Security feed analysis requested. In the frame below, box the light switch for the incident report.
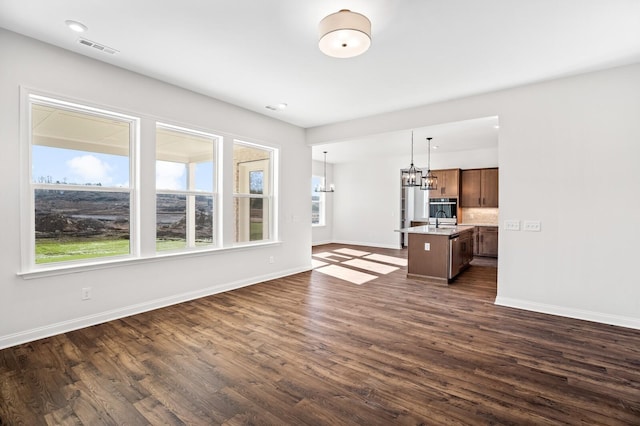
[523,220,541,232]
[504,220,520,231]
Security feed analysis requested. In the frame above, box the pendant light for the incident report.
[421,137,438,191]
[315,151,335,193]
[401,131,422,187]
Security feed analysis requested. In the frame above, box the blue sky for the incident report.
[33,146,214,191]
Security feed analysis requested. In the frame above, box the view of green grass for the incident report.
[156,239,187,251]
[250,222,264,241]
[36,238,217,263]
[36,239,130,264]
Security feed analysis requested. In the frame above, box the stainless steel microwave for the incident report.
[428,198,457,223]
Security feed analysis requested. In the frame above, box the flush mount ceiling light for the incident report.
[65,20,88,33]
[319,9,371,58]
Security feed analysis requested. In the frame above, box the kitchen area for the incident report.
[399,167,499,284]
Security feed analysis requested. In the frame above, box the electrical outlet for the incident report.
[504,220,520,231]
[269,256,275,264]
[81,287,92,300]
[523,220,541,232]
[424,243,430,251]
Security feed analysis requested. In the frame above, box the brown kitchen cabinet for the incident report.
[460,230,474,265]
[460,168,499,207]
[474,226,498,257]
[428,168,460,198]
[406,227,474,284]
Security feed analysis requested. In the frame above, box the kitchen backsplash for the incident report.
[460,208,499,225]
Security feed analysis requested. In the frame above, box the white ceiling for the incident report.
[2,0,639,161]
[314,116,500,164]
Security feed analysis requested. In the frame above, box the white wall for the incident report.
[308,63,640,330]
[311,159,334,245]
[0,29,312,348]
[332,156,406,249]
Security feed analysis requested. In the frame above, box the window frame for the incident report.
[22,91,139,270]
[311,175,326,227]
[232,140,277,245]
[18,89,281,278]
[155,122,220,253]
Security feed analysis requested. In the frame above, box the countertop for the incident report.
[408,219,498,228]
[396,224,475,237]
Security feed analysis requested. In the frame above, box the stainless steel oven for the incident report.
[428,198,458,224]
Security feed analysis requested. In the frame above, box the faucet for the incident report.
[435,210,447,228]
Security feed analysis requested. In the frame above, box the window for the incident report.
[156,124,218,251]
[233,141,274,243]
[22,92,279,274]
[311,175,325,226]
[28,95,136,265]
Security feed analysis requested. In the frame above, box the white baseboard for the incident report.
[331,240,402,250]
[0,266,311,350]
[494,296,640,331]
[312,239,332,246]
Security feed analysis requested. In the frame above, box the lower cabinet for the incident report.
[474,226,498,257]
[449,229,474,279]
[460,231,474,265]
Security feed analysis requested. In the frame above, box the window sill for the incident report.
[312,224,326,228]
[17,240,283,280]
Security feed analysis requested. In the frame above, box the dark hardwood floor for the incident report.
[1,244,639,425]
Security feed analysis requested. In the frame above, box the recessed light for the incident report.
[494,125,500,129]
[65,20,88,33]
[265,103,288,111]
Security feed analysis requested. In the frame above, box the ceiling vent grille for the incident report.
[78,38,119,55]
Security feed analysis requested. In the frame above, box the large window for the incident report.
[233,141,274,243]
[28,95,136,265]
[22,92,278,273]
[311,175,325,226]
[156,124,218,252]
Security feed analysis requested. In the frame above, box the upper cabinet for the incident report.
[460,168,499,207]
[428,168,460,198]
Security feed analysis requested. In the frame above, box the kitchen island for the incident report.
[398,225,475,284]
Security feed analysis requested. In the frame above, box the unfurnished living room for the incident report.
[1,1,640,425]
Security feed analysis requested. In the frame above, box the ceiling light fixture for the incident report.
[319,9,371,58]
[315,151,335,193]
[401,131,422,187]
[65,20,88,33]
[265,102,288,111]
[421,137,438,191]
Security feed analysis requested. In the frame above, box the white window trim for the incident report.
[18,88,281,278]
[155,122,221,253]
[232,139,278,246]
[21,90,139,272]
[312,175,326,227]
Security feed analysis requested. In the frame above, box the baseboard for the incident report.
[312,239,332,246]
[0,265,311,350]
[331,240,402,250]
[494,296,640,331]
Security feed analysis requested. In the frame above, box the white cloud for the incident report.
[67,155,113,185]
[156,161,185,190]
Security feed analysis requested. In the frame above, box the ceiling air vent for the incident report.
[78,38,119,55]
